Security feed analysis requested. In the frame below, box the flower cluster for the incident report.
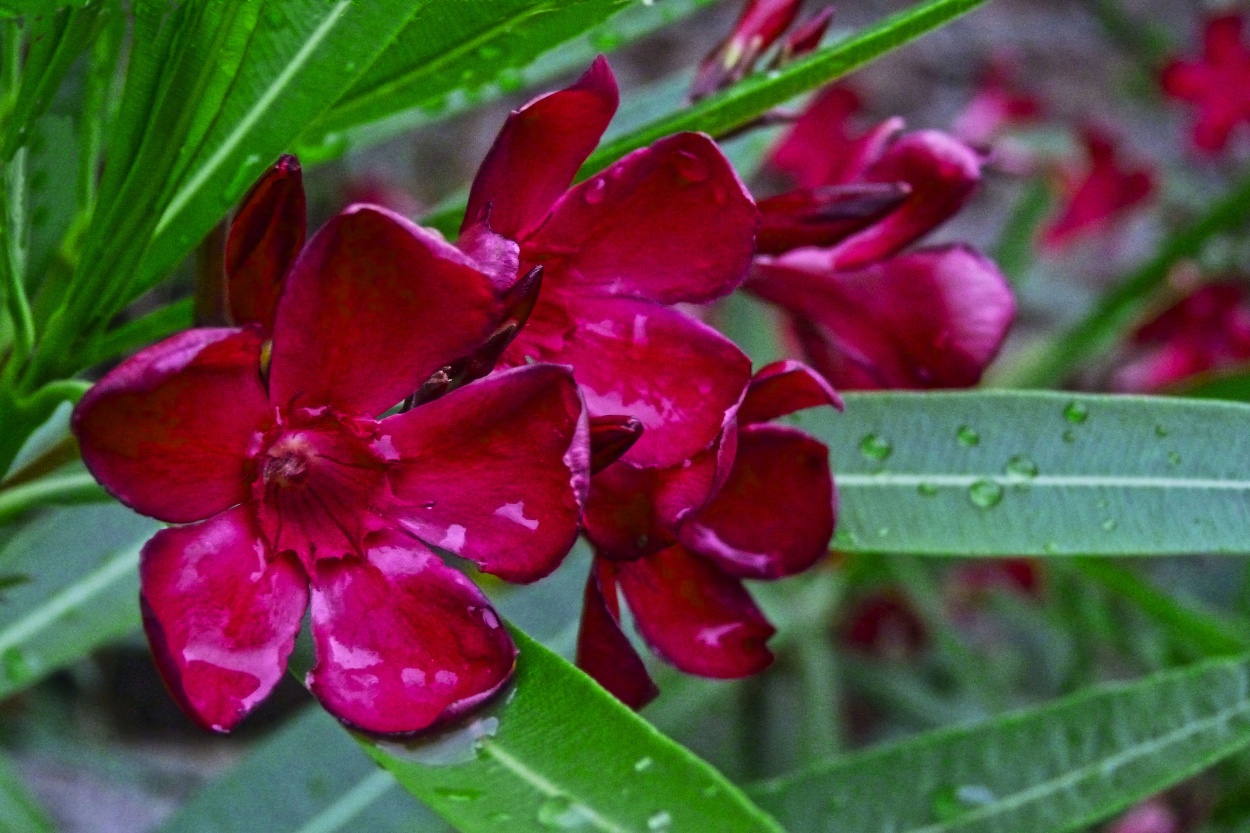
[72,47,1015,732]
[1162,12,1250,155]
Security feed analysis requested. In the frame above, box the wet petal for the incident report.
[825,129,983,269]
[680,424,834,579]
[73,327,271,523]
[751,245,1015,390]
[384,364,588,583]
[756,182,910,256]
[528,132,758,305]
[308,531,515,735]
[268,205,501,418]
[140,506,307,733]
[769,84,867,187]
[618,545,774,678]
[738,360,842,425]
[464,56,618,241]
[576,560,658,709]
[508,295,751,467]
[226,155,306,331]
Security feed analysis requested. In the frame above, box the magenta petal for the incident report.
[226,155,306,331]
[692,0,802,97]
[268,205,501,418]
[511,295,751,467]
[1041,127,1155,248]
[307,531,516,735]
[680,424,834,579]
[73,328,271,523]
[756,182,911,256]
[528,132,758,305]
[738,360,842,425]
[825,130,983,269]
[140,506,307,733]
[769,85,865,187]
[618,545,774,678]
[576,560,658,709]
[384,364,588,583]
[751,245,1015,390]
[464,56,619,241]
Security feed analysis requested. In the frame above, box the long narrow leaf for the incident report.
[799,391,1250,556]
[750,653,1250,833]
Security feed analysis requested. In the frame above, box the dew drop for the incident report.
[490,812,512,824]
[1168,451,1181,466]
[434,787,481,803]
[477,44,504,60]
[343,60,357,73]
[1155,425,1169,438]
[2,647,29,684]
[931,784,996,823]
[674,149,710,183]
[968,479,1004,509]
[497,68,524,92]
[917,482,939,497]
[634,756,654,772]
[877,526,890,538]
[1063,401,1089,424]
[583,178,607,205]
[1062,429,1076,443]
[1004,455,1038,479]
[648,810,673,831]
[859,433,892,461]
[956,425,980,447]
[1043,541,1059,554]
[701,785,719,798]
[1102,518,1118,532]
[537,795,594,829]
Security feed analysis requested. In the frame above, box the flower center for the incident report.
[253,410,392,566]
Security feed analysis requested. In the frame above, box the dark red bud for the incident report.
[589,416,644,474]
[691,0,803,100]
[775,7,834,65]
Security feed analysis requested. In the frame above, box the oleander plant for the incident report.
[3,1,1250,831]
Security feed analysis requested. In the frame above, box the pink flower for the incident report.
[1161,13,1250,154]
[952,59,1043,148]
[73,165,590,735]
[691,0,832,99]
[840,591,927,657]
[577,362,840,708]
[1112,280,1250,393]
[1040,125,1155,250]
[463,57,760,468]
[756,92,1016,390]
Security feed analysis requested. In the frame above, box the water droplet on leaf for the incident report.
[931,784,996,823]
[956,426,980,447]
[1168,451,1181,466]
[1063,401,1089,424]
[1155,425,1169,438]
[2,647,29,683]
[435,787,481,803]
[1005,455,1038,478]
[648,810,673,831]
[859,433,892,461]
[1102,518,1117,531]
[917,482,939,497]
[968,480,1004,509]
[634,756,654,772]
[537,795,594,829]
[478,44,504,60]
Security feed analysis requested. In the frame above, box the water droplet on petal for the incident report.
[968,480,1004,509]
[956,426,980,447]
[859,433,892,461]
[673,149,710,183]
[583,178,607,205]
[537,795,594,829]
[1063,401,1089,424]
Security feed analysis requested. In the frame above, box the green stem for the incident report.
[1012,172,1250,388]
[0,471,107,524]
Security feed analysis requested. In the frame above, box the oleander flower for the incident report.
[1112,280,1250,393]
[754,104,1015,390]
[462,56,760,468]
[73,195,590,735]
[1040,125,1155,250]
[577,362,839,708]
[1161,13,1250,154]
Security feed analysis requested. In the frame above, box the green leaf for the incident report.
[128,0,435,324]
[0,751,53,833]
[749,653,1250,833]
[1007,172,1250,388]
[156,707,438,833]
[0,502,155,698]
[297,0,720,162]
[364,627,785,833]
[793,390,1250,556]
[424,0,989,234]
